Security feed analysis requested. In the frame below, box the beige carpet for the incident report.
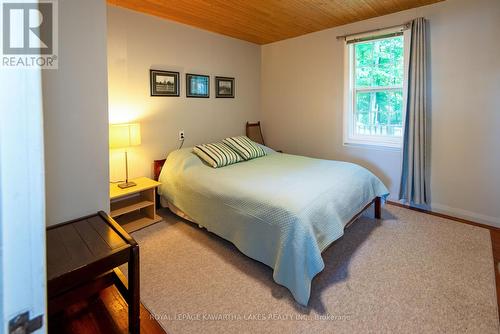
[124,205,499,333]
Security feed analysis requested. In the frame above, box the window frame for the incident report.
[343,29,410,149]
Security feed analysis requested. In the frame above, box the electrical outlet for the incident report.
[178,130,185,141]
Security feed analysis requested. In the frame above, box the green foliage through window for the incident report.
[352,36,404,138]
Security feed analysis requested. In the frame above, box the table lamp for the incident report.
[109,123,141,189]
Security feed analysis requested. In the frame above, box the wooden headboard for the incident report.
[153,159,166,181]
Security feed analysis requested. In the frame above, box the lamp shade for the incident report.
[109,123,141,149]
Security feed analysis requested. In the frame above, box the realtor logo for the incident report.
[1,0,58,68]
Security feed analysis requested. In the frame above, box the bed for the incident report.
[154,146,389,305]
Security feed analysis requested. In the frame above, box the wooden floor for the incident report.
[49,207,500,333]
[48,286,166,334]
[491,229,500,319]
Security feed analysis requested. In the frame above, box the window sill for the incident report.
[343,141,402,152]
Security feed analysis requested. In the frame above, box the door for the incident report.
[0,68,47,331]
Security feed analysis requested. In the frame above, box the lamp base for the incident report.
[118,181,137,189]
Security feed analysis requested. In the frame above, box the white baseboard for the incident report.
[387,195,500,228]
[429,203,500,229]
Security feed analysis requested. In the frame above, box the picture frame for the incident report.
[215,76,235,98]
[150,70,180,97]
[186,73,210,98]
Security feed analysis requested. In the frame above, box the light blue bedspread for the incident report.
[158,147,389,305]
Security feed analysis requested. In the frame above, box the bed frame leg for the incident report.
[374,196,381,219]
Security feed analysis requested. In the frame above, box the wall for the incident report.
[261,0,500,227]
[42,0,109,225]
[107,5,261,181]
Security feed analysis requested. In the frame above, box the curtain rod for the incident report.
[336,21,412,41]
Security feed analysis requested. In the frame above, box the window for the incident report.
[344,31,408,148]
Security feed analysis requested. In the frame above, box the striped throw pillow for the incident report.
[223,136,266,161]
[193,142,242,168]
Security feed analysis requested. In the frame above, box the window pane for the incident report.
[355,36,404,88]
[354,90,403,137]
[356,63,404,87]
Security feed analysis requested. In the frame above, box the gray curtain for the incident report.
[399,17,429,205]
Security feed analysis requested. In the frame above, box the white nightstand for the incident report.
[110,176,162,233]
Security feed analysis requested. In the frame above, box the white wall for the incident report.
[42,0,109,225]
[261,0,500,227]
[107,6,261,181]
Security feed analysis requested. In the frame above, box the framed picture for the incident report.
[215,76,235,98]
[186,73,210,98]
[150,70,180,96]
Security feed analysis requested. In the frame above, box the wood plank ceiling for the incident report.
[108,0,443,44]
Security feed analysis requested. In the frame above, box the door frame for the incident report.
[0,67,47,332]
